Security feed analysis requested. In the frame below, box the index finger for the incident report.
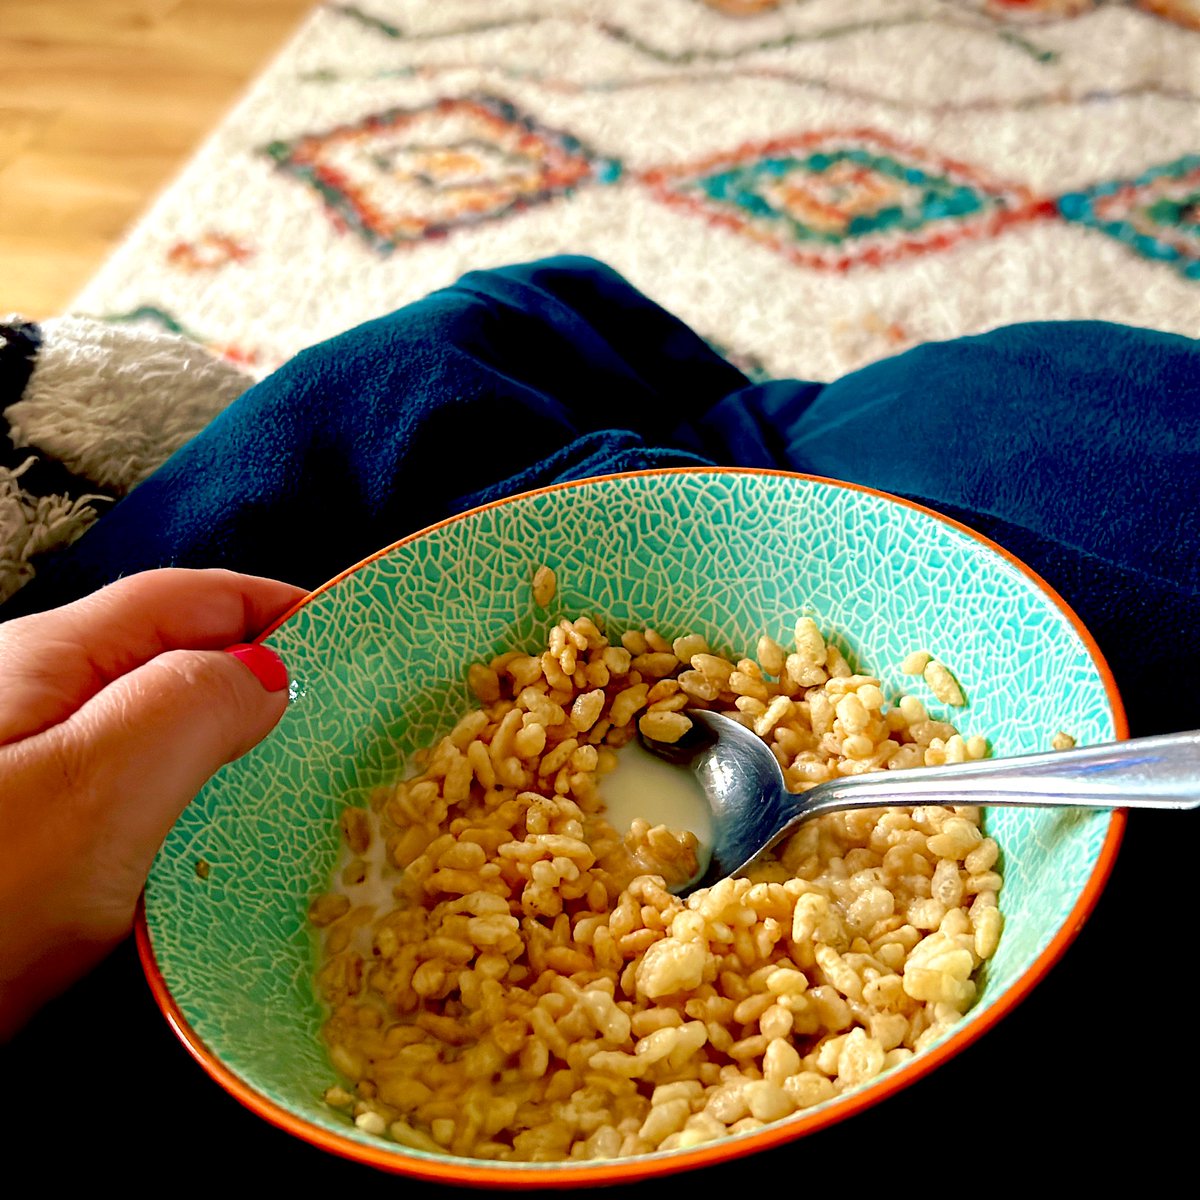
[0,568,308,745]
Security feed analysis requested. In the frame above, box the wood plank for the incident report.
[0,0,314,318]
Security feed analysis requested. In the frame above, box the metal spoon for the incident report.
[641,710,1200,897]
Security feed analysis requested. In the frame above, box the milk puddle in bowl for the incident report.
[600,739,713,880]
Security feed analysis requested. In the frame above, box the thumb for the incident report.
[49,642,289,881]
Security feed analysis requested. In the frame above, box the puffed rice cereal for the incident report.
[312,612,1003,1162]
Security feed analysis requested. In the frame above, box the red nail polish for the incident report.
[224,643,289,692]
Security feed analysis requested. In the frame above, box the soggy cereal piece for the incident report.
[900,650,931,675]
[341,859,368,887]
[610,682,650,727]
[636,938,707,998]
[691,653,735,684]
[973,904,1004,960]
[356,1111,387,1136]
[638,709,693,744]
[323,1085,355,1110]
[824,644,851,679]
[532,565,557,608]
[672,633,710,662]
[965,734,989,760]
[308,892,350,927]
[644,628,672,654]
[570,688,606,732]
[793,616,825,664]
[756,634,786,678]
[1051,730,1076,751]
[923,659,966,707]
[467,662,501,703]
[339,806,372,855]
[632,652,679,679]
[677,669,720,702]
[621,629,649,656]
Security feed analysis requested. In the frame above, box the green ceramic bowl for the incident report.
[138,468,1124,1186]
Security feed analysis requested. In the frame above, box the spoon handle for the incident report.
[800,729,1200,817]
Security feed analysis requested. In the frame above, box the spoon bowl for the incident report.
[644,711,1200,897]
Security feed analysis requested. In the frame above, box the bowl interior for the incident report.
[143,470,1119,1174]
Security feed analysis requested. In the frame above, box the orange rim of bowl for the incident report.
[136,466,1127,1188]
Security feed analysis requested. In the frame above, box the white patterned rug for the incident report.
[2,0,1198,601]
[74,0,1200,378]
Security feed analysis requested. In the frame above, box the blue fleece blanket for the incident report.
[11,256,1198,739]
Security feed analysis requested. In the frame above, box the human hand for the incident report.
[0,568,307,1038]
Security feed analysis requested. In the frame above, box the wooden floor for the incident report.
[0,0,315,319]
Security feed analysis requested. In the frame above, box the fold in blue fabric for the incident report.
[8,256,1198,736]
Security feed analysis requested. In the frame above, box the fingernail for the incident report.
[224,643,289,692]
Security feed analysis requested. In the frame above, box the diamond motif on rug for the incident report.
[640,131,1052,271]
[1058,155,1200,280]
[264,95,621,252]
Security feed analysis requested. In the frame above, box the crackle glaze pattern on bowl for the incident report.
[140,469,1123,1181]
